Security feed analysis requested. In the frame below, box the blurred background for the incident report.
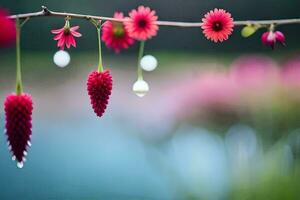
[0,0,300,199]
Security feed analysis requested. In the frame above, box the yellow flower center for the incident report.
[113,23,125,38]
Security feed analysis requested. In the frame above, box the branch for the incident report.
[9,6,300,27]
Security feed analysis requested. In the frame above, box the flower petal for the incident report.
[51,28,64,34]
[57,37,65,48]
[70,26,80,31]
[65,35,71,48]
[53,32,64,40]
[69,35,76,47]
[71,30,82,37]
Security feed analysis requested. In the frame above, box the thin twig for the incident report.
[20,17,30,27]
[9,6,300,27]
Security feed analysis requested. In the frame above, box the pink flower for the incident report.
[51,20,82,50]
[230,55,279,89]
[201,8,234,42]
[4,93,33,166]
[193,73,239,109]
[102,12,135,53]
[261,31,286,49]
[169,72,239,121]
[281,57,300,87]
[0,9,16,47]
[87,70,113,117]
[124,6,159,41]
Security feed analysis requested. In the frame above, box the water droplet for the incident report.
[27,141,32,147]
[132,80,149,97]
[53,50,70,68]
[12,156,16,161]
[140,55,158,71]
[23,157,27,162]
[23,151,27,156]
[17,162,24,169]
[8,145,12,151]
[4,129,7,134]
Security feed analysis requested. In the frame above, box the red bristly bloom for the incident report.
[4,93,33,166]
[102,12,135,53]
[124,6,159,41]
[261,31,286,49]
[87,70,113,117]
[0,9,16,47]
[201,8,234,42]
[51,20,82,50]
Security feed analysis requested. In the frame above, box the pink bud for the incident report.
[261,31,276,49]
[261,31,286,49]
[275,31,286,46]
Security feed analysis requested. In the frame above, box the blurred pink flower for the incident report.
[102,12,135,53]
[168,72,239,120]
[281,57,300,87]
[0,8,16,47]
[230,55,279,89]
[193,73,239,108]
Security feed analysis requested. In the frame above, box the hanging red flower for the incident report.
[4,93,33,168]
[261,31,286,49]
[87,70,113,117]
[51,20,82,50]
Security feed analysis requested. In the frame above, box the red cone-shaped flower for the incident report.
[4,93,33,167]
[87,70,113,117]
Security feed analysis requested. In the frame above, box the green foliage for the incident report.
[230,144,300,200]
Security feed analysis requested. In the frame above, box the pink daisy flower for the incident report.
[51,20,82,50]
[201,8,234,42]
[102,12,135,53]
[124,6,159,41]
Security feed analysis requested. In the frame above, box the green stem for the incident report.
[97,27,103,72]
[15,18,23,95]
[20,17,30,27]
[89,19,103,72]
[137,41,145,80]
[89,18,98,27]
[269,23,275,32]
[64,19,70,29]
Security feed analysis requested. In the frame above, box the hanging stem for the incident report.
[96,25,103,72]
[20,17,30,27]
[269,23,275,32]
[15,18,23,95]
[89,19,103,72]
[137,41,145,80]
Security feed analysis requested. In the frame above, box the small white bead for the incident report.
[132,80,149,97]
[53,50,70,68]
[140,55,158,71]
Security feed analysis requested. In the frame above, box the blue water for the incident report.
[0,107,231,200]
[0,113,177,199]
